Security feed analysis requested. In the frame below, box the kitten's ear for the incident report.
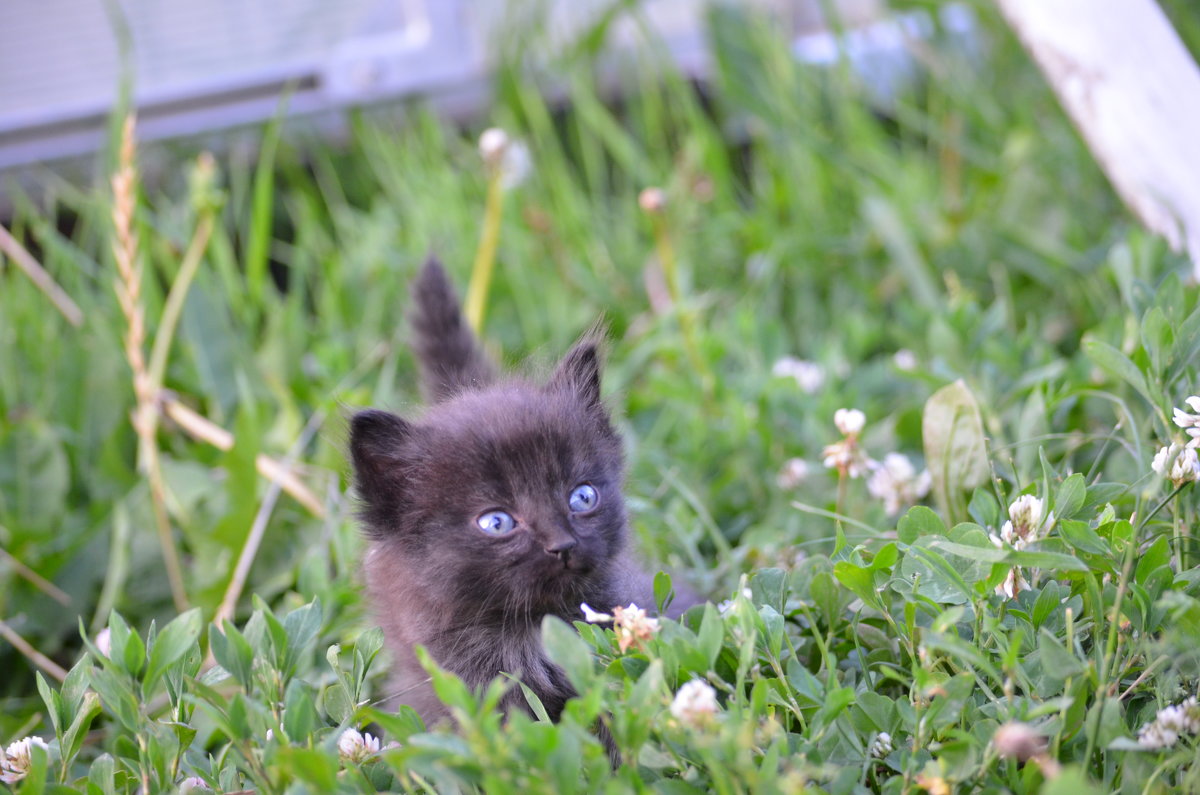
[349,410,415,509]
[548,340,603,408]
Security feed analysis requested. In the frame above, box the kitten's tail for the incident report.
[411,257,496,402]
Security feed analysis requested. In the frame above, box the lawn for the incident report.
[3,1,1200,792]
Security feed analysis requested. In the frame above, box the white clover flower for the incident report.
[717,588,753,615]
[995,567,1031,600]
[1172,396,1200,444]
[869,731,893,759]
[834,408,866,436]
[992,722,1045,762]
[580,603,612,623]
[866,453,932,515]
[1,737,49,785]
[478,128,531,190]
[1138,697,1200,749]
[95,627,111,658]
[670,680,719,726]
[180,776,212,792]
[892,349,918,372]
[993,495,1051,600]
[337,728,382,765]
[583,603,660,651]
[638,187,666,214]
[1152,443,1200,486]
[776,458,811,489]
[999,494,1053,548]
[771,357,825,394]
[611,603,660,653]
[822,440,872,479]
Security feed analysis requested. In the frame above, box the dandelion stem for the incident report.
[464,174,504,333]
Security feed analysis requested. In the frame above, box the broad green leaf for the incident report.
[897,506,947,544]
[833,562,882,610]
[1038,628,1085,679]
[209,621,255,689]
[1135,536,1171,585]
[1083,339,1156,407]
[144,608,202,694]
[1054,473,1087,521]
[653,570,674,613]
[542,616,595,691]
[923,380,989,524]
[107,611,144,677]
[1059,520,1111,556]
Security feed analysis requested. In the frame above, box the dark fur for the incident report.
[350,258,694,724]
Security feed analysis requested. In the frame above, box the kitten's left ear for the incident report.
[548,340,603,408]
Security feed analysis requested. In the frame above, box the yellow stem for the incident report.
[464,175,505,333]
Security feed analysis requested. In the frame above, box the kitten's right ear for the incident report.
[349,410,415,510]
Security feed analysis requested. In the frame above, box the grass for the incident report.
[2,1,1200,791]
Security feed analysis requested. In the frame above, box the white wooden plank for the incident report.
[994,0,1200,275]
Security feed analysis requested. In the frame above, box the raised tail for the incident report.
[410,257,496,402]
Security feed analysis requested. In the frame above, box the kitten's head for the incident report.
[350,341,627,619]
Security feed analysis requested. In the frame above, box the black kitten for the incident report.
[350,258,694,724]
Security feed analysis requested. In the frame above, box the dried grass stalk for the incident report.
[111,114,190,612]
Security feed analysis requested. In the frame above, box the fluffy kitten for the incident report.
[350,258,694,724]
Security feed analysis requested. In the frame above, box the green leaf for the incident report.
[107,611,144,677]
[543,616,595,691]
[653,570,674,614]
[1141,306,1173,375]
[415,645,477,714]
[1083,339,1156,407]
[321,682,353,725]
[209,621,255,689]
[144,608,202,695]
[697,604,724,668]
[897,505,947,544]
[283,680,320,741]
[833,561,882,610]
[1040,766,1104,794]
[1135,536,1171,585]
[87,754,116,795]
[967,488,1001,529]
[61,692,101,768]
[282,598,323,674]
[1038,628,1085,679]
[89,667,141,732]
[1054,473,1087,521]
[279,747,339,791]
[923,380,989,524]
[35,672,64,735]
[1059,521,1111,556]
[929,539,1089,572]
[750,568,786,611]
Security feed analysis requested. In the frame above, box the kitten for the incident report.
[350,258,695,724]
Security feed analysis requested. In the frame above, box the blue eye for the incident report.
[477,510,516,536]
[568,484,599,513]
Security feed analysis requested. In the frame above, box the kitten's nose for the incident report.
[544,536,577,561]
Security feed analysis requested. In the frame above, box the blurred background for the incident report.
[2,0,1198,733]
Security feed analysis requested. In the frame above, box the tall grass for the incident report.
[1,1,1200,791]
